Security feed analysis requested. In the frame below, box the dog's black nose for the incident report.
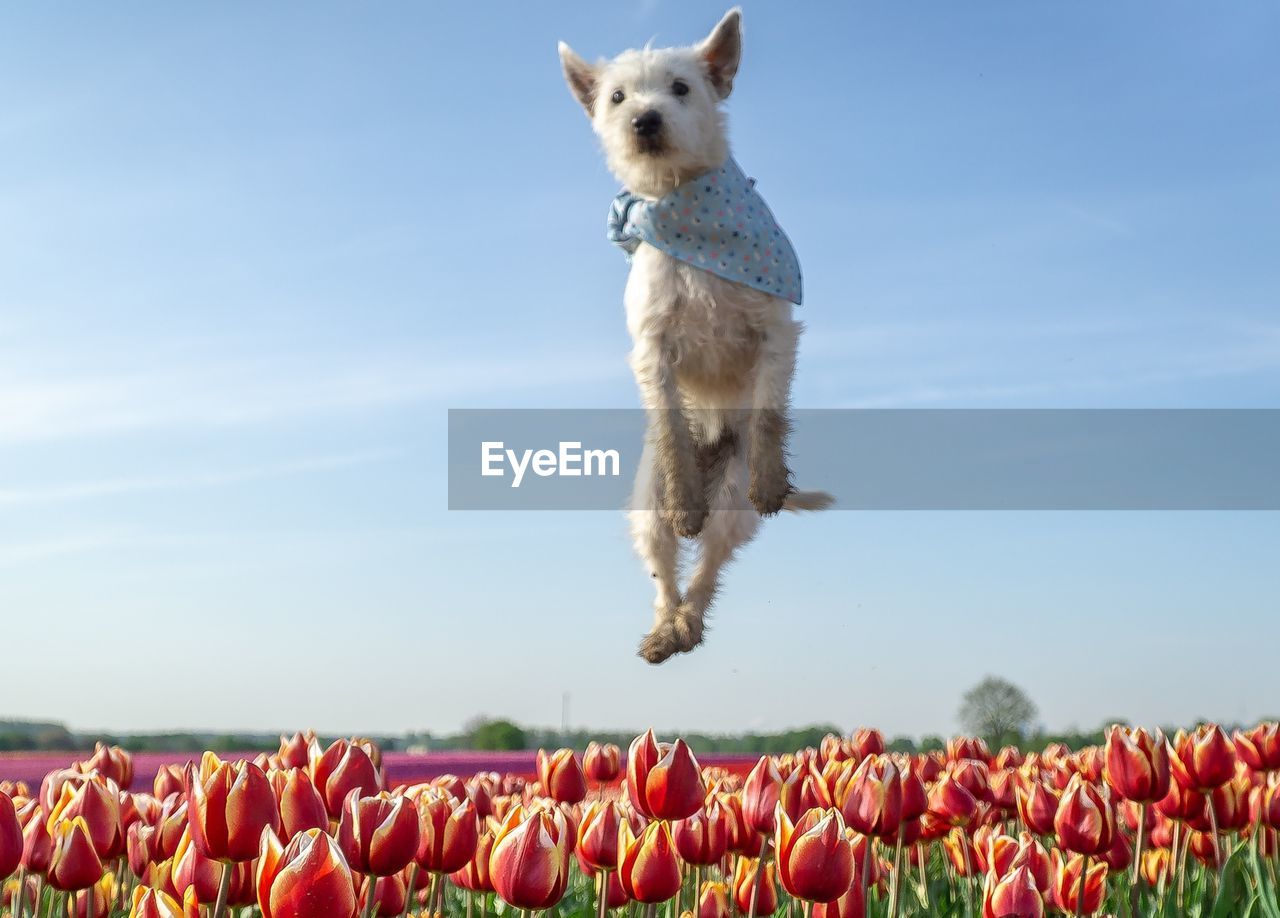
[631,110,663,137]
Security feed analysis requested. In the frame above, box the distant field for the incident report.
[0,748,759,789]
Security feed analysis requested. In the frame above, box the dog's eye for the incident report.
[610,89,626,105]
[672,79,689,97]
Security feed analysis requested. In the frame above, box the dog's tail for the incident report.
[783,490,835,512]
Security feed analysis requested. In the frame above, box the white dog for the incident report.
[559,9,831,664]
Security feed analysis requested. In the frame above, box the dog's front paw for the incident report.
[671,604,705,653]
[637,623,682,665]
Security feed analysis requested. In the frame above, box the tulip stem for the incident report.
[361,877,379,918]
[1158,819,1179,901]
[887,833,904,918]
[1074,854,1087,918]
[954,830,974,918]
[916,843,929,907]
[1207,797,1223,888]
[747,840,770,918]
[595,869,609,918]
[14,866,25,918]
[428,873,442,918]
[1176,823,1190,910]
[1130,801,1148,918]
[85,885,94,918]
[212,861,233,918]
[402,865,420,918]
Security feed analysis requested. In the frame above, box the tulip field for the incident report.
[2,725,1280,918]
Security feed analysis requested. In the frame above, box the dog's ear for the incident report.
[698,8,742,99]
[558,42,598,115]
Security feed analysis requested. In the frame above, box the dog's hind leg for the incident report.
[630,441,685,664]
[677,450,759,650]
[747,313,800,516]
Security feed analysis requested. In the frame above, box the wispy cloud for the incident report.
[0,353,625,445]
[0,449,398,507]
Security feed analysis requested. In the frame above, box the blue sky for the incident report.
[1,2,1277,739]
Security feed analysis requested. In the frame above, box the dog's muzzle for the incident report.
[631,109,664,153]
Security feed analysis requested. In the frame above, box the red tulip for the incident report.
[185,754,279,863]
[1170,725,1237,792]
[836,755,902,839]
[0,793,21,881]
[1236,723,1280,774]
[1258,779,1280,829]
[626,730,705,822]
[153,766,186,803]
[1104,727,1171,803]
[358,874,406,917]
[127,820,157,878]
[618,819,681,903]
[70,873,114,918]
[82,743,134,789]
[337,790,419,877]
[310,740,383,819]
[270,769,329,842]
[673,798,729,866]
[488,808,572,910]
[775,806,854,903]
[154,798,188,861]
[277,732,314,770]
[850,729,886,760]
[928,769,978,827]
[732,856,778,917]
[47,817,105,892]
[22,803,53,873]
[1155,780,1206,824]
[1054,774,1114,856]
[578,800,623,871]
[742,757,783,836]
[410,788,479,874]
[537,748,589,805]
[948,737,991,764]
[451,823,496,893]
[982,864,1043,918]
[257,827,358,918]
[584,742,622,783]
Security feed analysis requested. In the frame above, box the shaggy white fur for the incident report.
[559,10,832,664]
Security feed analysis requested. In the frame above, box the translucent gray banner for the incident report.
[447,409,1280,510]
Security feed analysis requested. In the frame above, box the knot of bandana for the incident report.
[606,158,803,305]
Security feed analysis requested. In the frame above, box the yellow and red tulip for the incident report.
[47,776,125,861]
[774,806,854,903]
[836,755,902,839]
[257,828,357,918]
[697,880,731,918]
[488,808,572,910]
[129,885,187,918]
[732,856,778,917]
[1236,722,1280,774]
[47,816,105,892]
[981,863,1043,918]
[1049,850,1106,915]
[184,754,279,863]
[1170,725,1238,792]
[928,768,979,827]
[270,768,329,842]
[617,819,681,903]
[0,793,21,881]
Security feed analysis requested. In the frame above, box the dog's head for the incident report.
[559,9,742,199]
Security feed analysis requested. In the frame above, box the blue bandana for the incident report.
[607,159,803,305]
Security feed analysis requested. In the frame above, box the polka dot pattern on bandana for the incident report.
[606,159,803,305]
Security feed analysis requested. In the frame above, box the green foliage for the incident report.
[468,718,529,750]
